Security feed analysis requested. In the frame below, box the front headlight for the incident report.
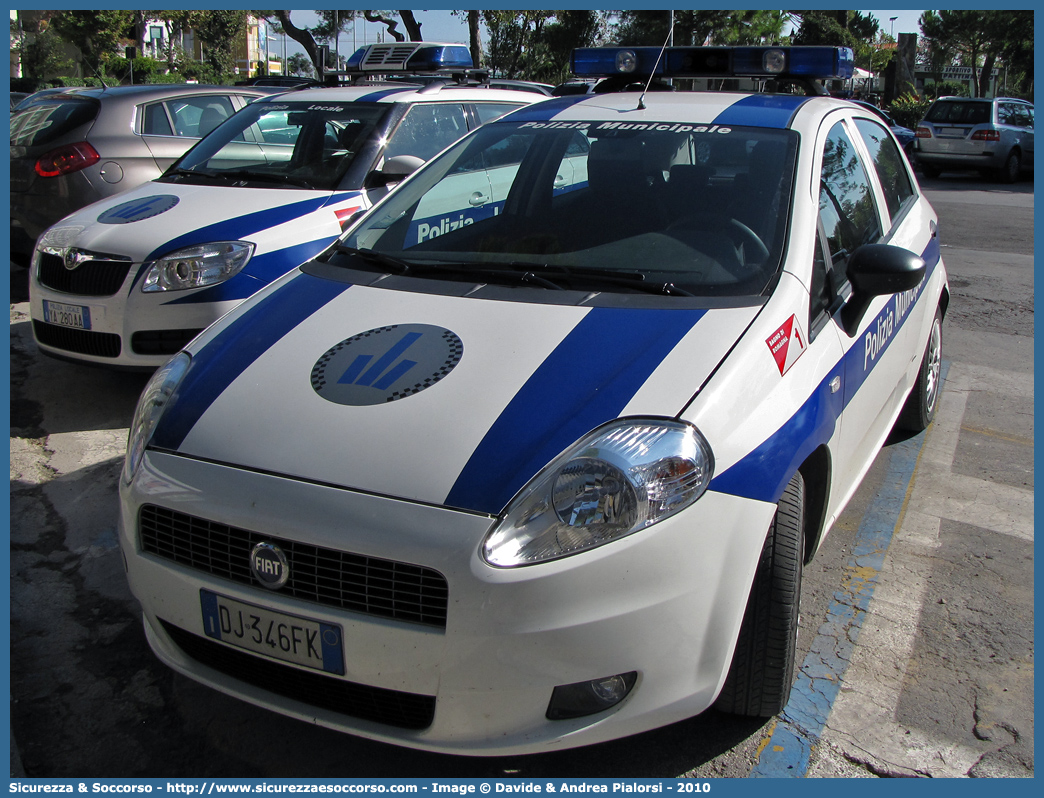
[122,352,190,485]
[141,241,253,292]
[482,419,714,567]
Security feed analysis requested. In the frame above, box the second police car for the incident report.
[28,43,541,369]
[119,46,948,754]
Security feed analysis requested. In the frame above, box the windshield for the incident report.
[341,118,798,297]
[166,100,391,191]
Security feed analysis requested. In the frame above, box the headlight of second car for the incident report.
[141,241,253,292]
[482,419,714,567]
[122,352,190,485]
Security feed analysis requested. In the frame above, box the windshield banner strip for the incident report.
[445,306,706,515]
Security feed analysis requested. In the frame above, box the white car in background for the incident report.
[28,43,542,369]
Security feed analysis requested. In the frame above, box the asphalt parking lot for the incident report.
[8,171,1034,778]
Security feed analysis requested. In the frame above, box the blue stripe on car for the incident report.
[711,240,941,504]
[135,192,361,285]
[712,94,811,129]
[445,306,706,515]
[507,96,597,121]
[151,273,351,451]
[356,88,416,102]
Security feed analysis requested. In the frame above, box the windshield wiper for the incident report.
[164,167,224,182]
[216,169,316,189]
[436,260,697,296]
[334,245,417,275]
[334,249,695,296]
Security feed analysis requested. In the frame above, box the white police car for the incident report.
[28,43,541,369]
[119,46,948,754]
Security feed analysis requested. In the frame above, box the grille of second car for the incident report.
[32,320,121,357]
[139,505,450,629]
[38,251,133,296]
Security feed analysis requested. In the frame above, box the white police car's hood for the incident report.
[152,272,759,515]
[40,181,361,264]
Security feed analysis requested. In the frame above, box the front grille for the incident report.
[131,328,204,356]
[140,505,450,629]
[160,620,436,730]
[33,320,121,358]
[37,251,132,296]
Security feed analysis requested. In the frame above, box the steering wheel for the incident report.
[667,213,770,264]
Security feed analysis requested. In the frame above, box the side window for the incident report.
[385,103,468,162]
[853,117,914,220]
[163,95,236,138]
[472,102,525,126]
[818,121,881,271]
[142,102,174,136]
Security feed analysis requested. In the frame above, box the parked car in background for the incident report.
[10,84,277,259]
[914,96,1034,182]
[850,99,915,154]
[27,43,542,369]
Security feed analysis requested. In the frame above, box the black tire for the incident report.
[715,471,804,717]
[998,149,1021,184]
[897,308,943,432]
[920,163,941,179]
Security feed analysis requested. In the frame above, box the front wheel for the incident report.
[714,471,805,717]
[897,308,943,432]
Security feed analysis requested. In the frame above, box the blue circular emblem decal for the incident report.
[97,194,179,224]
[311,324,463,406]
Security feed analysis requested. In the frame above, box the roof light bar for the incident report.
[343,42,473,74]
[572,46,855,81]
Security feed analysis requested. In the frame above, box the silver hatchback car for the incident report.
[10,84,275,259]
[914,96,1034,182]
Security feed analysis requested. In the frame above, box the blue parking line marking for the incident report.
[749,363,949,777]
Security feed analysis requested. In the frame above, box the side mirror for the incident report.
[840,244,925,336]
[367,154,425,188]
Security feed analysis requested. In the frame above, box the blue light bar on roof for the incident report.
[344,42,474,73]
[572,46,855,81]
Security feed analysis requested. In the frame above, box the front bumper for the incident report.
[121,451,776,755]
[915,145,1006,171]
[29,259,240,369]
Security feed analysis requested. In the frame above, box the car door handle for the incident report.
[469,192,489,206]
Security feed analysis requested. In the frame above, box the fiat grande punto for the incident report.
[119,46,948,755]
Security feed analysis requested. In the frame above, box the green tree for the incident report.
[612,10,786,47]
[483,10,603,83]
[11,17,73,85]
[286,52,315,78]
[191,9,248,82]
[50,10,135,81]
[921,10,1033,98]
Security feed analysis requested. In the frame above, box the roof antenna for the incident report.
[638,16,674,110]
